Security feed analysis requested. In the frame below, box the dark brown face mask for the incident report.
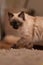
[8,11,25,29]
[10,20,23,29]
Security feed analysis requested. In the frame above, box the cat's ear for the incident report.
[8,12,14,20]
[18,11,25,20]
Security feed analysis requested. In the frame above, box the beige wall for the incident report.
[28,0,43,16]
[1,0,43,17]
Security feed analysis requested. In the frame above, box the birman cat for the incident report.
[8,11,43,49]
[0,11,43,49]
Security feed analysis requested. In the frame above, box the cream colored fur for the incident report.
[10,12,43,48]
[0,12,43,49]
[0,35,20,49]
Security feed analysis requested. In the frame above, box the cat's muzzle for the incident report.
[10,21,22,29]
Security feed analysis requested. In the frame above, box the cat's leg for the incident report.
[12,37,33,49]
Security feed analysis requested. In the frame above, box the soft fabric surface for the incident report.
[0,48,43,65]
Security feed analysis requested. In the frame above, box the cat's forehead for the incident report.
[12,12,20,18]
[13,12,21,16]
[11,18,23,23]
[11,12,25,21]
[8,11,28,21]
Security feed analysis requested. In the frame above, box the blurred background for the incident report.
[0,0,43,40]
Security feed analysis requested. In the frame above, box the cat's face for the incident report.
[8,11,34,38]
[8,11,25,30]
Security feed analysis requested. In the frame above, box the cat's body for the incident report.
[0,11,43,49]
[32,16,43,46]
[7,11,43,49]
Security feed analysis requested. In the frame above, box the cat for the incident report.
[0,11,33,49]
[8,11,43,49]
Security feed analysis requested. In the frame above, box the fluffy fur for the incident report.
[0,11,43,49]
[8,11,43,49]
[0,35,20,49]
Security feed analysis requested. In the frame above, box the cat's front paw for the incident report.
[24,42,33,49]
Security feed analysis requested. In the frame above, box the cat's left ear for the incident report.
[8,12,14,20]
[18,11,25,20]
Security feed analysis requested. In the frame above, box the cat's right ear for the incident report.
[8,12,14,20]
